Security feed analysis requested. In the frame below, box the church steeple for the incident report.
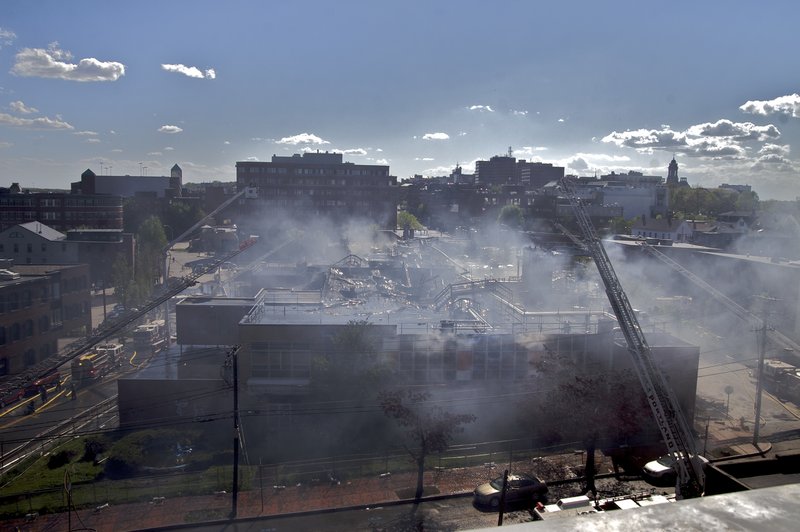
[666,155,679,185]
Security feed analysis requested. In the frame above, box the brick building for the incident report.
[0,264,91,376]
[0,185,123,232]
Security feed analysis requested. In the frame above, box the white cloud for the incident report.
[161,63,217,80]
[686,119,780,141]
[9,100,38,114]
[375,148,383,152]
[414,157,435,161]
[334,148,367,156]
[513,146,549,158]
[223,140,231,145]
[85,138,101,143]
[73,130,98,136]
[11,43,125,82]
[759,143,790,156]
[158,125,183,134]
[111,148,123,152]
[468,105,494,112]
[0,27,16,49]
[0,141,12,148]
[375,158,389,165]
[557,118,565,123]
[602,128,688,151]
[246,156,259,161]
[164,146,174,151]
[422,132,449,140]
[0,112,73,130]
[740,93,800,118]
[512,110,528,116]
[458,131,467,137]
[148,151,162,156]
[276,132,330,145]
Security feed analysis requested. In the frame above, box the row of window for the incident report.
[0,342,55,375]
[0,242,69,254]
[0,211,120,221]
[0,278,83,314]
[244,166,388,177]
[0,197,121,207]
[258,199,376,208]
[0,315,51,345]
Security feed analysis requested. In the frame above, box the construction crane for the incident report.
[0,237,260,398]
[559,177,705,498]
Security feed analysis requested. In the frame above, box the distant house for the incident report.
[631,216,693,242]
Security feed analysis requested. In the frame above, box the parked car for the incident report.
[643,453,709,483]
[473,473,548,509]
[1,387,24,408]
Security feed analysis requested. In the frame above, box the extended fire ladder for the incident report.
[559,178,704,498]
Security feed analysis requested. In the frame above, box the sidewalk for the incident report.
[4,466,487,531]
[3,435,774,531]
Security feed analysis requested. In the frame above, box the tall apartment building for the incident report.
[236,152,398,229]
[0,185,123,232]
[474,155,565,188]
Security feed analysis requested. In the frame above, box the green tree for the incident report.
[498,204,523,228]
[608,216,633,235]
[379,389,476,501]
[734,191,759,212]
[136,216,168,290]
[397,210,423,231]
[519,352,649,495]
[312,320,391,399]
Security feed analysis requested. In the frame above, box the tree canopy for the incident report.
[379,389,476,500]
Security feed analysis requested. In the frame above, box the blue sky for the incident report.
[1,0,799,199]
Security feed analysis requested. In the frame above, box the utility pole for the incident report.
[753,321,767,448]
[230,345,241,519]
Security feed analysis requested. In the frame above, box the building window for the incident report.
[27,243,32,253]
[24,349,36,367]
[11,323,21,341]
[0,326,5,345]
[23,319,34,337]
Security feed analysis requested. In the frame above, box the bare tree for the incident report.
[379,389,476,501]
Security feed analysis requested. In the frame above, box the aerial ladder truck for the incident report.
[559,177,705,498]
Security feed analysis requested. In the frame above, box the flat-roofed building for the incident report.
[235,152,398,229]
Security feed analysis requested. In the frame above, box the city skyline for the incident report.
[1,1,799,198]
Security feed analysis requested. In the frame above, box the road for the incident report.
[147,496,534,532]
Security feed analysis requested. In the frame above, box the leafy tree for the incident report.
[498,204,523,228]
[397,210,423,231]
[608,216,633,235]
[136,216,168,288]
[734,191,759,212]
[311,320,391,399]
[379,389,476,500]
[520,351,649,495]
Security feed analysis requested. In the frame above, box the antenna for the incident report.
[507,146,513,158]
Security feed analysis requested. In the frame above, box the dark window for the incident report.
[11,323,21,341]
[23,319,34,337]
[24,349,36,367]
